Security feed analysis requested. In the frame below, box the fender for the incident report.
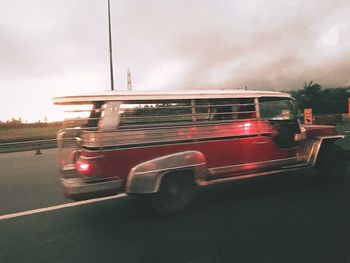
[309,135,349,167]
[126,151,207,194]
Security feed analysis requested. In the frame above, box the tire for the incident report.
[316,145,348,181]
[150,173,195,214]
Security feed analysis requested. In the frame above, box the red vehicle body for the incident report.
[54,90,349,213]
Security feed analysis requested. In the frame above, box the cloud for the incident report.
[0,0,110,80]
[135,0,350,90]
[0,0,350,120]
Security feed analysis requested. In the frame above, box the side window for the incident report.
[87,102,104,128]
[194,99,211,122]
[194,98,256,122]
[259,97,297,120]
[119,100,193,127]
[63,103,102,129]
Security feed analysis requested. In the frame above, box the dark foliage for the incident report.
[290,81,350,114]
[0,118,62,129]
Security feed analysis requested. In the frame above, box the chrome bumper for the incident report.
[61,177,124,200]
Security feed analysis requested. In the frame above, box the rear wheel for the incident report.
[150,172,195,214]
[316,145,348,181]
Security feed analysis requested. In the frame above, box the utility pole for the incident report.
[107,0,115,91]
[127,69,132,91]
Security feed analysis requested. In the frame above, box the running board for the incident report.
[281,162,311,170]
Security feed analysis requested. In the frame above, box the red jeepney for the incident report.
[53,90,349,213]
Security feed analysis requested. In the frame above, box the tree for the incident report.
[290,82,350,114]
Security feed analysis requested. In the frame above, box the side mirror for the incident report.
[295,126,307,141]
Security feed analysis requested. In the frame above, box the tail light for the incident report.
[76,159,95,176]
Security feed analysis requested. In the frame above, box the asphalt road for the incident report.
[0,149,68,214]
[0,149,350,263]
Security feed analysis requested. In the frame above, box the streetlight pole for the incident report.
[107,0,115,91]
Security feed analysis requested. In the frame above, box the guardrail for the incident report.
[0,139,58,154]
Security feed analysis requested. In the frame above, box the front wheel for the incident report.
[316,145,348,181]
[150,173,195,214]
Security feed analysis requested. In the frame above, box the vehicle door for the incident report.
[257,97,301,167]
[194,97,275,176]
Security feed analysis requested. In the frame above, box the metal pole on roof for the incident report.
[127,69,132,90]
[108,0,115,91]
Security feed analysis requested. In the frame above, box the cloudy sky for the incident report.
[0,0,350,122]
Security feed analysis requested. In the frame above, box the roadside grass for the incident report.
[0,124,62,143]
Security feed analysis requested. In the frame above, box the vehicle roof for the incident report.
[53,89,292,105]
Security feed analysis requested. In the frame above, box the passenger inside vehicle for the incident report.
[212,106,233,120]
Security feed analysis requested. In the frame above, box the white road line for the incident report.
[0,194,127,221]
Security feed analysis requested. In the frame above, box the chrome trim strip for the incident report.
[308,140,320,165]
[80,155,104,160]
[61,178,124,196]
[199,164,312,186]
[317,135,344,139]
[83,133,262,149]
[80,120,274,149]
[281,162,310,169]
[134,162,206,175]
[119,118,260,131]
[61,164,75,171]
[308,135,344,166]
[81,136,264,153]
[85,118,266,133]
[53,90,292,105]
[209,157,298,175]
